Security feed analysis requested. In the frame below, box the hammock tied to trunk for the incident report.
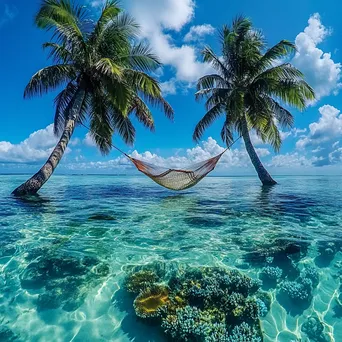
[84,125,239,191]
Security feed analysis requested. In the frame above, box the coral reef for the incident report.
[279,265,319,307]
[20,251,109,312]
[301,314,329,342]
[125,270,159,294]
[226,322,262,342]
[124,265,265,341]
[134,285,170,318]
[256,298,268,317]
[280,278,312,301]
[260,266,282,282]
[301,266,319,288]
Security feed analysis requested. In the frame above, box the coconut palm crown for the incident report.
[193,16,315,185]
[13,0,173,196]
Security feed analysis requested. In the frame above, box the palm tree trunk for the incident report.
[12,119,76,196]
[241,119,277,186]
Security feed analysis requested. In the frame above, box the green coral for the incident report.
[125,270,159,294]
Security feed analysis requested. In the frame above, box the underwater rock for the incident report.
[125,270,160,294]
[88,214,116,221]
[301,314,329,342]
[134,285,170,319]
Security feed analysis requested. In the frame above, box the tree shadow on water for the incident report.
[12,194,54,214]
[112,288,166,342]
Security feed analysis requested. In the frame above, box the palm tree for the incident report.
[12,0,173,196]
[193,17,315,185]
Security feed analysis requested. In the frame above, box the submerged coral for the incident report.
[125,265,265,341]
[134,285,170,319]
[125,270,159,294]
[301,315,329,342]
[301,266,319,288]
[226,322,262,342]
[20,251,109,312]
[260,266,282,281]
[280,278,313,301]
[162,306,226,340]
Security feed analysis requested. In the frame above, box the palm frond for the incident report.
[35,0,86,47]
[196,74,228,92]
[123,42,161,72]
[43,42,72,63]
[257,40,296,70]
[193,104,224,142]
[128,96,155,131]
[221,119,234,147]
[112,111,136,145]
[24,64,76,98]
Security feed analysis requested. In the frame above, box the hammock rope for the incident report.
[81,124,241,190]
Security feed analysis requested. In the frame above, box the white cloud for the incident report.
[268,152,313,168]
[296,105,342,149]
[123,0,213,84]
[70,138,81,146]
[0,125,59,163]
[184,24,215,42]
[292,13,341,102]
[296,105,342,166]
[83,132,97,147]
[160,78,177,95]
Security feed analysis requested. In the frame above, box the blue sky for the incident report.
[0,0,342,175]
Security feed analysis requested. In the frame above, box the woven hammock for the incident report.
[83,124,234,191]
[127,151,226,190]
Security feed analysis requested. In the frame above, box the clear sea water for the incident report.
[1,174,342,341]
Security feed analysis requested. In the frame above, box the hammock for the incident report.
[128,151,226,190]
[84,125,237,191]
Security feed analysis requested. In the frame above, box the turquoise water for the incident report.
[1,174,342,341]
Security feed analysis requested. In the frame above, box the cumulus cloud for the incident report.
[83,132,97,147]
[292,13,341,102]
[184,24,215,42]
[296,105,342,166]
[0,125,59,163]
[123,0,213,86]
[160,78,177,96]
[268,153,313,168]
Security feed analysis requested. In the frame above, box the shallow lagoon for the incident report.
[0,175,342,341]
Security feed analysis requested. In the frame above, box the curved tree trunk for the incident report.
[241,119,277,186]
[12,119,76,196]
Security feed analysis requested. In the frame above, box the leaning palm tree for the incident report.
[12,0,173,196]
[193,17,315,185]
